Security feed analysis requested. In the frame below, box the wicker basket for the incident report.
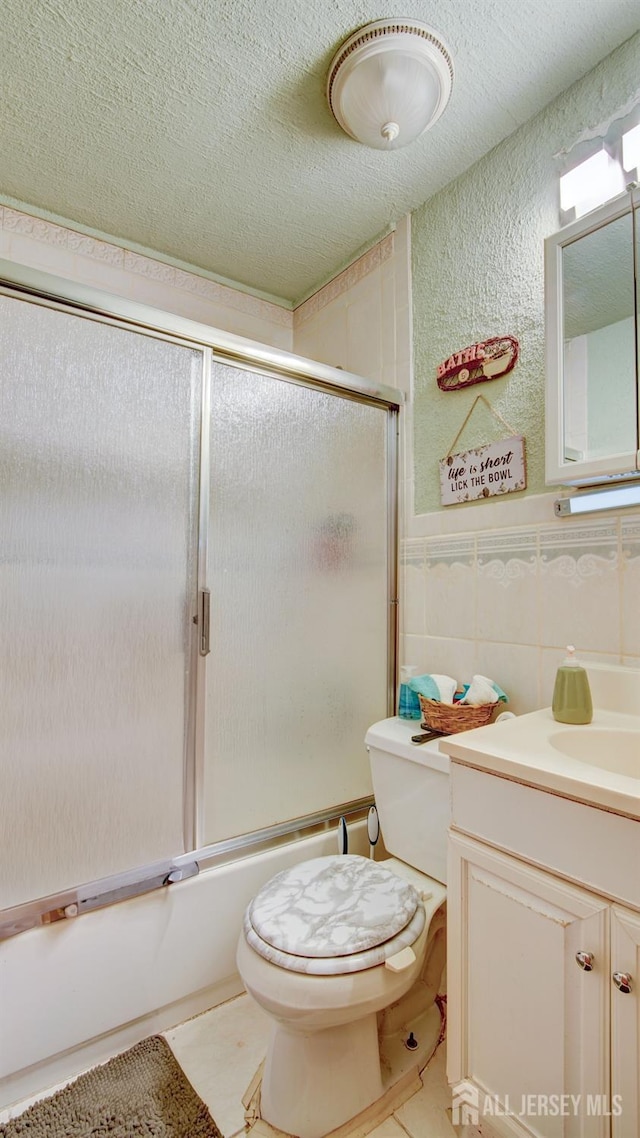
[418,694,495,735]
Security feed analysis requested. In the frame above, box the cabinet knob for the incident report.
[612,971,633,994]
[575,951,594,971]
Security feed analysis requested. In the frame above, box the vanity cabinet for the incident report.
[447,765,640,1138]
[545,189,640,486]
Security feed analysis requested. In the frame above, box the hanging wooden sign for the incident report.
[436,335,519,391]
[439,435,527,506]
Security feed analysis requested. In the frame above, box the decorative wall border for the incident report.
[293,232,395,328]
[401,537,426,568]
[425,534,475,567]
[403,514,640,586]
[477,530,537,561]
[539,520,619,564]
[621,515,640,562]
[0,206,291,327]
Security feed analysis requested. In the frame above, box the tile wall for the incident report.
[401,504,640,715]
[293,217,412,397]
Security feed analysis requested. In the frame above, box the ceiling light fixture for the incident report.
[327,20,453,151]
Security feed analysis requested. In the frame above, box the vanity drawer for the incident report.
[450,761,640,910]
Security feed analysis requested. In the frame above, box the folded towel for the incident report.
[408,673,457,704]
[459,674,508,706]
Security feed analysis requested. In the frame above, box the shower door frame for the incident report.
[0,258,402,940]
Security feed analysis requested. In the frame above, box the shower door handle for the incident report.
[199,588,211,656]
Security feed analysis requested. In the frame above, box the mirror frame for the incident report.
[545,188,640,486]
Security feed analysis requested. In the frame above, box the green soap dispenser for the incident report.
[552,645,593,724]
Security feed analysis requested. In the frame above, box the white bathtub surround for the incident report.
[0,820,371,1112]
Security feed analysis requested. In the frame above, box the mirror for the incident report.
[562,212,636,462]
[545,193,640,484]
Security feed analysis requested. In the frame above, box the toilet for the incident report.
[236,717,449,1138]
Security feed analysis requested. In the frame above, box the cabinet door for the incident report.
[611,905,640,1138]
[448,834,609,1138]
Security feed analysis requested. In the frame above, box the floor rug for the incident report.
[1,1035,224,1138]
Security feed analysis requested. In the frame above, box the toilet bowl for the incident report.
[236,719,449,1138]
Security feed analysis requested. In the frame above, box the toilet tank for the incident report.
[365,717,450,884]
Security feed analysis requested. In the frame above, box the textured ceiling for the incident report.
[1,0,639,304]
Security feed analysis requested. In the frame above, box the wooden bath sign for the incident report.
[439,435,527,506]
[436,336,519,391]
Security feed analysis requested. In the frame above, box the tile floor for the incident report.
[164,991,477,1138]
[2,990,486,1138]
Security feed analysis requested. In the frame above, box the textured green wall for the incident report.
[411,32,640,515]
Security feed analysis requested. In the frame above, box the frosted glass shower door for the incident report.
[0,294,202,908]
[201,360,392,845]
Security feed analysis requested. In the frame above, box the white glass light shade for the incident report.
[327,21,453,151]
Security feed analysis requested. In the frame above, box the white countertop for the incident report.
[439,707,640,820]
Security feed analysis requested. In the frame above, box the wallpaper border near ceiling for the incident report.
[293,232,395,327]
[0,196,294,312]
[0,203,292,328]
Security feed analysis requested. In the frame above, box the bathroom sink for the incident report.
[548,728,640,780]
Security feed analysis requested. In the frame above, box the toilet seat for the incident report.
[243,854,426,976]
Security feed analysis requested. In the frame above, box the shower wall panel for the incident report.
[201,361,390,845]
[0,278,397,919]
[0,294,202,908]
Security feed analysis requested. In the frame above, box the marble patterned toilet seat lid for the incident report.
[243,898,426,975]
[247,854,423,961]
